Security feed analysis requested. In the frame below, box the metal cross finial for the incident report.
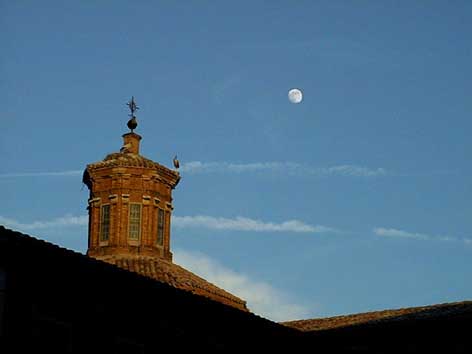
[127,96,139,117]
[126,96,139,132]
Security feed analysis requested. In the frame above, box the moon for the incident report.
[288,88,303,104]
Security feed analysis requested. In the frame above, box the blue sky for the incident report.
[1,1,471,321]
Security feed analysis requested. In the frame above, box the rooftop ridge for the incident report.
[281,300,472,331]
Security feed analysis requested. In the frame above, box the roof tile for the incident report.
[282,301,472,331]
[100,255,248,312]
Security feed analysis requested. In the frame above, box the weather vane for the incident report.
[126,96,139,132]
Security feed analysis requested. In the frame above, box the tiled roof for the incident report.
[281,301,472,332]
[99,255,248,311]
[83,152,180,186]
[89,152,164,169]
[0,226,246,312]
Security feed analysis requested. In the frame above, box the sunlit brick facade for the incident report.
[82,132,180,262]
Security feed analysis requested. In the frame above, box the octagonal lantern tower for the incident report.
[82,99,180,262]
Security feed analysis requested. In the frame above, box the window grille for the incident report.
[100,205,110,242]
[129,204,141,240]
[157,208,164,246]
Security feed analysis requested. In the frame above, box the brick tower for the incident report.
[82,98,247,311]
[82,98,180,262]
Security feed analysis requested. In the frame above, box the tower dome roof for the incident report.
[83,151,180,189]
[89,151,177,171]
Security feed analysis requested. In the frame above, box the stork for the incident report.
[173,155,180,169]
[120,143,132,153]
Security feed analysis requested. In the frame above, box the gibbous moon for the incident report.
[288,88,303,104]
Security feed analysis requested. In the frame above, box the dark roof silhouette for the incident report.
[2,225,472,353]
[100,255,247,310]
[0,225,246,311]
[0,225,301,352]
[282,301,472,332]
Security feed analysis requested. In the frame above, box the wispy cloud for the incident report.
[0,163,386,179]
[173,215,336,233]
[180,161,387,177]
[1,214,330,234]
[0,215,88,232]
[0,170,82,178]
[174,249,311,321]
[373,227,429,240]
[1,165,455,179]
[373,227,471,245]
